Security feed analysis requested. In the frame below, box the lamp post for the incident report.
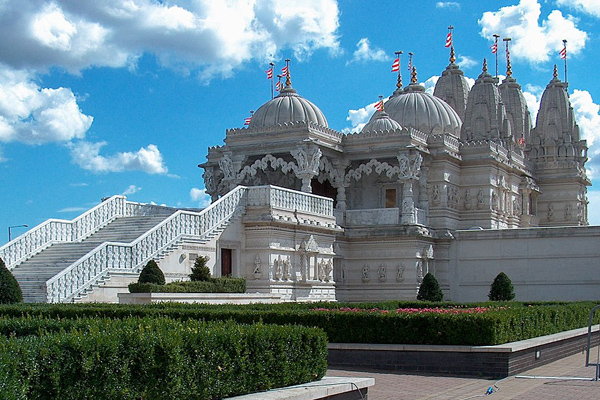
[8,225,28,242]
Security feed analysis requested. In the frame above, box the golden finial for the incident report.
[411,66,417,84]
[395,51,403,90]
[503,38,512,78]
[482,58,488,73]
[284,58,291,87]
[553,64,558,79]
[450,46,456,64]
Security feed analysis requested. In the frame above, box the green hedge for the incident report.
[0,301,597,346]
[0,317,327,400]
[128,278,246,294]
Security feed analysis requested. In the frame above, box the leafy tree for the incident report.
[0,257,23,304]
[417,273,443,302]
[138,259,165,285]
[190,256,211,282]
[488,272,515,301]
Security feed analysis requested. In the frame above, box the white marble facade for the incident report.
[199,53,594,302]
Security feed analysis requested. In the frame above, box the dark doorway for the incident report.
[311,178,337,207]
[221,248,232,277]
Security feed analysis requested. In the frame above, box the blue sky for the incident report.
[2,0,600,243]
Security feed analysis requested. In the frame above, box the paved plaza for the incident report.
[327,346,600,399]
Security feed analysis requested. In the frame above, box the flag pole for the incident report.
[269,62,275,99]
[395,51,403,91]
[493,34,500,79]
[503,37,512,78]
[563,39,568,84]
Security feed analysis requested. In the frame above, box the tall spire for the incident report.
[503,38,512,78]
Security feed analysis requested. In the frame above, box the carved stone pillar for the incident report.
[401,179,416,224]
[292,147,322,193]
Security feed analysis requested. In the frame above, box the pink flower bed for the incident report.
[309,306,505,315]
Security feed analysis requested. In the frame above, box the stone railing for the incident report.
[45,185,333,303]
[0,195,127,270]
[247,185,334,217]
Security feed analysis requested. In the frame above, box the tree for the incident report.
[0,258,23,304]
[417,273,443,302]
[488,272,515,301]
[138,259,165,285]
[190,256,211,281]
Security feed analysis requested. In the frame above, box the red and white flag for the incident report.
[407,58,412,72]
[244,116,252,125]
[445,31,452,48]
[265,67,273,79]
[374,100,384,112]
[559,46,567,59]
[391,57,400,72]
[518,137,524,146]
[491,42,497,54]
[281,65,288,76]
[275,80,282,91]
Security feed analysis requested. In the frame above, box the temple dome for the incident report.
[248,85,328,129]
[383,83,462,137]
[362,110,402,132]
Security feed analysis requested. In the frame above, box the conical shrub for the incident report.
[417,273,443,302]
[190,256,211,281]
[488,272,515,301]
[138,259,165,285]
[0,257,23,304]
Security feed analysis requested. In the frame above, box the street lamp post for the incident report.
[8,225,28,242]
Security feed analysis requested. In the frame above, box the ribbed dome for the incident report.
[362,110,402,132]
[384,83,462,137]
[248,86,328,129]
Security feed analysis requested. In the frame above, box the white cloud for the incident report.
[190,187,211,208]
[122,184,142,196]
[0,66,93,144]
[343,101,379,133]
[436,2,461,10]
[68,141,168,174]
[69,182,88,187]
[569,89,600,179]
[557,0,600,18]
[0,0,341,79]
[348,38,387,65]
[422,76,440,95]
[478,0,587,64]
[57,206,87,213]
[457,55,477,69]
[523,83,543,123]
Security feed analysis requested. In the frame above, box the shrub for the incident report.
[129,278,246,294]
[190,256,211,281]
[0,258,22,304]
[489,272,515,301]
[417,273,443,302]
[137,259,165,285]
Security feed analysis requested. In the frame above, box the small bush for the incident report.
[190,256,211,281]
[0,258,22,304]
[489,272,515,301]
[417,273,443,302]
[137,259,165,285]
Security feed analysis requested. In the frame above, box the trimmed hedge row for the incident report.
[128,278,246,294]
[0,317,327,400]
[0,301,597,346]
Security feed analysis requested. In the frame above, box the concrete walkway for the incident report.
[327,346,599,399]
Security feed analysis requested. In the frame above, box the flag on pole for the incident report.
[244,115,252,125]
[265,67,273,79]
[445,31,452,48]
[391,57,400,72]
[407,57,412,72]
[374,99,384,112]
[559,46,567,59]
[491,42,497,54]
[275,80,282,91]
[281,65,288,76]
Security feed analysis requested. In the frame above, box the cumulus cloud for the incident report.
[122,184,142,196]
[557,0,600,18]
[478,0,587,64]
[0,66,93,144]
[348,38,387,65]
[190,187,211,208]
[0,0,341,79]
[457,55,477,69]
[569,89,600,178]
[68,141,168,174]
[436,2,461,10]
[522,83,543,123]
